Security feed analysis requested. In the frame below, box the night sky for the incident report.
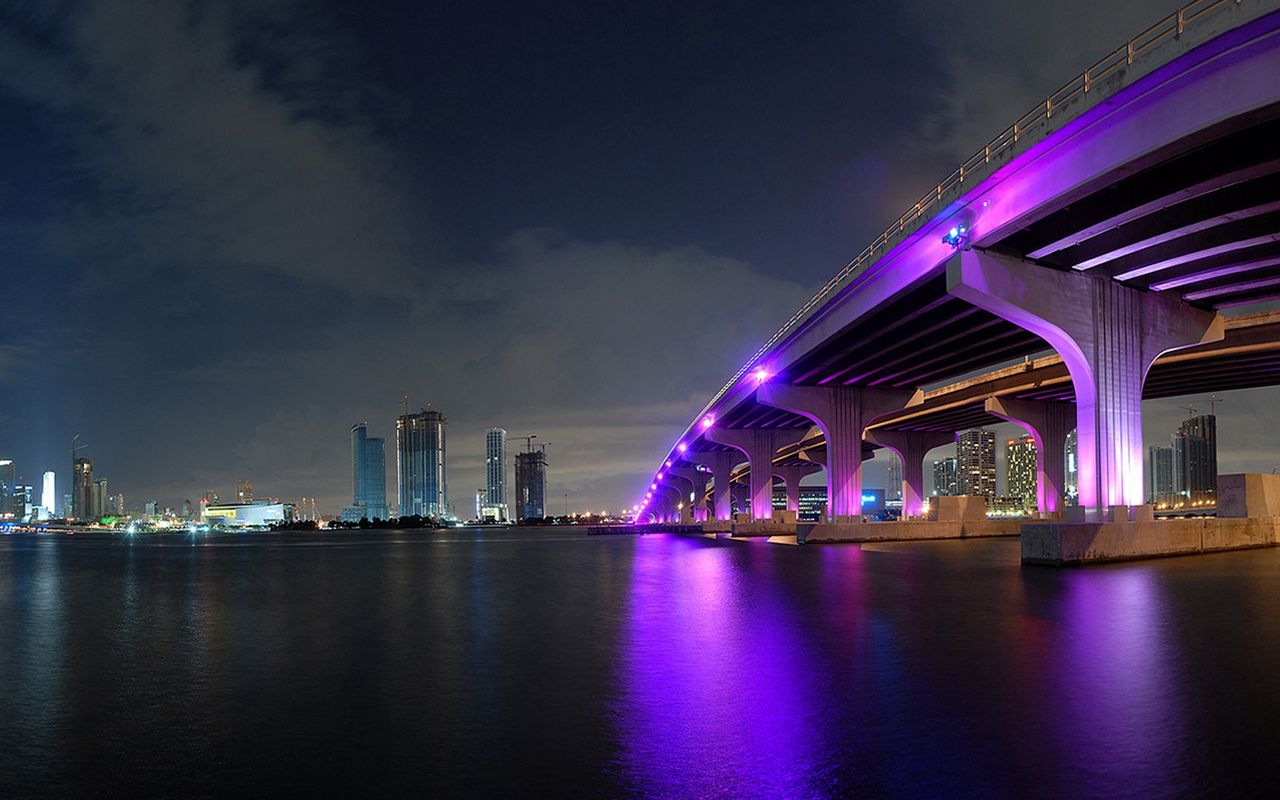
[3,0,1274,516]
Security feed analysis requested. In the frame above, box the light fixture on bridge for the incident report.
[656,472,664,480]
[701,414,715,429]
[677,442,688,453]
[751,366,770,383]
[650,483,657,491]
[942,224,968,249]
[664,460,672,468]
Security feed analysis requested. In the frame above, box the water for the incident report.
[2,530,1279,798]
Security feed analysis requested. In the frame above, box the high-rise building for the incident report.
[1006,436,1037,510]
[932,457,958,497]
[347,423,388,521]
[92,478,108,518]
[514,447,548,522]
[112,493,125,515]
[1064,429,1078,506]
[42,471,56,517]
[484,428,508,521]
[0,460,13,519]
[885,455,903,502]
[1173,413,1217,505]
[236,480,254,504]
[73,457,93,520]
[396,408,447,518]
[1148,445,1176,504]
[956,429,996,497]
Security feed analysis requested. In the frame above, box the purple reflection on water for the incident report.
[614,536,828,799]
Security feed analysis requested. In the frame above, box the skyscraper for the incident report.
[73,457,93,520]
[0,460,13,519]
[514,447,548,522]
[92,478,108,518]
[42,471,55,517]
[396,408,447,518]
[1006,436,1037,510]
[1173,413,1217,505]
[885,455,903,502]
[236,480,254,504]
[932,457,958,497]
[348,423,389,520]
[956,428,996,497]
[1064,429,1078,506]
[484,428,508,520]
[1148,445,1176,504]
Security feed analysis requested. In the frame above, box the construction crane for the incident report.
[516,434,538,452]
[1208,394,1223,416]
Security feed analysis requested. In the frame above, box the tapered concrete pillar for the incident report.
[704,427,808,520]
[863,429,955,518]
[756,385,910,521]
[670,466,711,522]
[773,463,823,512]
[663,473,697,523]
[985,397,1074,513]
[653,485,681,523]
[687,450,741,521]
[949,250,1222,515]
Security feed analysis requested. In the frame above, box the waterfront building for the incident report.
[1006,436,1037,510]
[956,429,996,497]
[1148,445,1177,505]
[886,456,902,502]
[348,423,389,521]
[484,428,508,521]
[770,485,830,522]
[203,501,295,528]
[236,480,253,504]
[514,447,548,522]
[0,460,13,519]
[41,471,55,516]
[73,457,93,520]
[1173,413,1217,506]
[92,478,108,518]
[1065,429,1079,506]
[932,457,958,497]
[396,408,447,518]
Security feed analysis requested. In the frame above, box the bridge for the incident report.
[635,0,1280,561]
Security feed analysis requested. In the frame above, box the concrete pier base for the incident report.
[798,519,1024,544]
[1020,517,1280,564]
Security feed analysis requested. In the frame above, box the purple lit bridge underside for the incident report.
[637,2,1280,524]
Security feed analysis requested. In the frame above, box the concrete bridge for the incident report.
[636,0,1280,561]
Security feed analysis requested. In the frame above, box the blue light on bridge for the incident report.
[942,224,968,248]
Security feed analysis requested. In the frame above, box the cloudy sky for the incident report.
[3,0,1271,516]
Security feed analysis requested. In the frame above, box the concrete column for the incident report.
[756,385,910,521]
[863,429,955,518]
[687,450,741,521]
[663,473,696,523]
[704,428,808,520]
[670,466,711,521]
[773,463,823,512]
[985,397,1074,514]
[948,249,1222,515]
[653,485,681,523]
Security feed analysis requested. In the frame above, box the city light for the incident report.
[676,442,687,453]
[752,366,770,382]
[942,224,968,248]
[701,414,715,429]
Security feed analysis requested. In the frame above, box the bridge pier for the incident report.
[863,430,956,518]
[757,385,910,522]
[663,473,697,524]
[687,450,739,521]
[704,428,807,520]
[985,397,1074,514]
[773,462,823,513]
[669,466,711,522]
[948,250,1222,517]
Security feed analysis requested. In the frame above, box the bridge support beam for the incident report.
[669,466,711,522]
[948,250,1222,516]
[863,430,956,518]
[985,397,1074,514]
[773,462,824,513]
[662,474,696,523]
[687,450,740,521]
[704,428,808,520]
[757,385,911,521]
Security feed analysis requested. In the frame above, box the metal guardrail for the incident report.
[690,0,1243,423]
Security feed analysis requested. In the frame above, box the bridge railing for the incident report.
[690,0,1243,425]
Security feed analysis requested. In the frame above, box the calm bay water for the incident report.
[2,529,1279,798]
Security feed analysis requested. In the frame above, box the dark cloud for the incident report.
[1,0,1277,514]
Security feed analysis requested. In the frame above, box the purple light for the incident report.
[677,442,688,453]
[650,483,657,491]
[665,460,672,468]
[701,414,714,429]
[751,366,770,383]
